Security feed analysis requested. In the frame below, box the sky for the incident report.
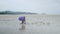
[0,0,60,14]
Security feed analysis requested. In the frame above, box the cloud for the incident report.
[0,0,60,14]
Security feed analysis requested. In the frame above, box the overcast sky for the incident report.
[0,0,60,14]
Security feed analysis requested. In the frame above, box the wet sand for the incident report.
[0,14,60,34]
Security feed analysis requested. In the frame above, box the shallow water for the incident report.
[0,15,60,34]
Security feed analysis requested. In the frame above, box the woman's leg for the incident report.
[22,21,26,24]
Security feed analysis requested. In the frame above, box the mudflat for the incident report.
[0,14,60,34]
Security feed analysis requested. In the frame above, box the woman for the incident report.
[19,16,26,24]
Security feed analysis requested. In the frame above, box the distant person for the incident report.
[19,16,26,24]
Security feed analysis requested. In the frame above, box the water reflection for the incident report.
[19,24,26,30]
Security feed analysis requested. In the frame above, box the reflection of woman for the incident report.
[19,24,25,30]
[19,16,26,24]
[21,24,25,30]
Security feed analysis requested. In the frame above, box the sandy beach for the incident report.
[0,14,60,34]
